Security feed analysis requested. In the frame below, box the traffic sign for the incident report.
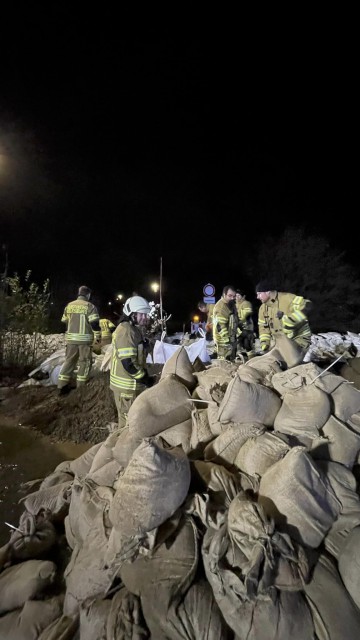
[204,296,215,304]
[203,283,215,297]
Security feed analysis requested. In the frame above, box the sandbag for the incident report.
[64,541,113,615]
[38,613,79,640]
[0,596,63,640]
[274,385,331,438]
[217,377,281,426]
[106,587,149,639]
[79,597,111,640]
[190,408,214,450]
[310,414,360,469]
[88,429,120,473]
[204,422,266,466]
[127,375,192,437]
[304,552,360,640]
[109,439,191,537]
[19,481,72,521]
[338,525,360,610]
[160,345,197,390]
[259,447,341,548]
[0,559,57,615]
[7,511,57,563]
[234,431,291,476]
[69,443,102,479]
[160,418,192,453]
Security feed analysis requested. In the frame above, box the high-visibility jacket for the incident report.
[213,298,238,348]
[110,321,147,393]
[258,290,311,351]
[61,295,100,344]
[99,318,116,340]
[204,303,215,331]
[236,298,254,332]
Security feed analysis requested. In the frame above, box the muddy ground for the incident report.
[0,365,164,445]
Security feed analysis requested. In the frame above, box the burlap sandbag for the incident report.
[340,357,360,390]
[69,443,102,479]
[259,447,341,548]
[0,559,57,615]
[234,431,291,476]
[38,613,79,640]
[190,408,213,449]
[88,430,120,474]
[273,385,331,438]
[79,597,112,640]
[111,426,141,468]
[217,376,281,426]
[193,366,233,402]
[0,596,63,640]
[271,362,323,395]
[304,551,360,640]
[40,469,74,490]
[338,525,360,610]
[109,439,191,537]
[19,481,72,522]
[7,511,56,563]
[66,478,113,548]
[310,414,360,469]
[160,345,197,391]
[160,418,192,453]
[127,375,192,437]
[204,422,266,466]
[106,587,149,640]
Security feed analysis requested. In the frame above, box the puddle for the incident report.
[0,421,91,546]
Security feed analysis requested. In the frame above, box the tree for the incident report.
[248,227,360,333]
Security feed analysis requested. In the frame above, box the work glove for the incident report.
[142,372,157,388]
[276,310,284,319]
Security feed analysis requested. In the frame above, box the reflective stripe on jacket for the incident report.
[61,296,100,344]
[258,291,311,350]
[213,298,238,347]
[110,321,146,393]
[100,318,116,339]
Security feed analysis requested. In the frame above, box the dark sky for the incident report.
[0,14,355,329]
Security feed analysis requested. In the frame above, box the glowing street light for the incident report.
[116,293,123,301]
[151,282,159,294]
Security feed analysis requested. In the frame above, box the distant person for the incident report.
[110,295,156,429]
[99,316,116,347]
[212,285,239,360]
[197,300,215,341]
[58,285,101,395]
[235,290,255,357]
[255,280,312,354]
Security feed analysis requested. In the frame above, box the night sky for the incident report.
[0,14,355,331]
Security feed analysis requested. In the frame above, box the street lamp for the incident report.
[151,282,159,294]
[116,294,123,301]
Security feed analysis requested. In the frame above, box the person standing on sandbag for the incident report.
[255,280,312,355]
[110,295,156,428]
[212,285,239,361]
[58,285,101,395]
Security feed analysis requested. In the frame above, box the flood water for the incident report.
[0,420,91,546]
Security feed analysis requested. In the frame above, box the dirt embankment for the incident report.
[0,373,117,444]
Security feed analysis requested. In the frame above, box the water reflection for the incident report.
[0,421,90,546]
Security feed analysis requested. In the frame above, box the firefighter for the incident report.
[212,285,239,360]
[110,295,156,429]
[58,285,101,394]
[255,280,312,354]
[235,290,255,357]
[99,317,116,347]
[197,300,215,341]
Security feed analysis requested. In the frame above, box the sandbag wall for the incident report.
[1,334,360,639]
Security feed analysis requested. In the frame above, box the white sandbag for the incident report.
[259,447,341,548]
[79,598,111,640]
[153,337,210,364]
[109,438,191,537]
[217,376,281,426]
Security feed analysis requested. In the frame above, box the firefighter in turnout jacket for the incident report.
[235,290,255,355]
[58,285,101,394]
[256,280,312,354]
[110,295,156,428]
[213,285,239,360]
[99,317,116,346]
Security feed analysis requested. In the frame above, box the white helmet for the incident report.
[123,296,151,316]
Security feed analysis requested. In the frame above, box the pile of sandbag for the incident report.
[2,332,360,638]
